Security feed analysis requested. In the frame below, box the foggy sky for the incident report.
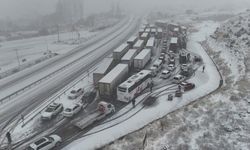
[0,0,250,20]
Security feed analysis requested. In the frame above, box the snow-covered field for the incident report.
[103,14,250,150]
[0,29,99,74]
[0,17,137,148]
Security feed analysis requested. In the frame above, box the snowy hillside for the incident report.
[102,14,250,150]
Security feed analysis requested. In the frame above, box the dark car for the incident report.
[175,90,182,97]
[180,82,195,91]
[143,95,157,106]
[81,90,96,104]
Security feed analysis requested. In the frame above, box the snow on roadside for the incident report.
[208,39,245,83]
[9,71,93,143]
[0,30,99,74]
[100,21,225,150]
[101,18,250,150]
[62,21,221,150]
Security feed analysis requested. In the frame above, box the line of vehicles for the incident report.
[41,89,95,120]
[39,20,195,125]
[94,21,196,103]
[25,20,198,150]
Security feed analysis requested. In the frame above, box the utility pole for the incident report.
[15,49,20,67]
[57,24,60,42]
[82,0,85,20]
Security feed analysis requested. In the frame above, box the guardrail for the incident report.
[13,17,138,128]
[0,17,138,149]
[0,17,131,104]
[12,16,138,127]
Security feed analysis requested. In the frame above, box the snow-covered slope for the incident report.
[62,21,222,150]
[103,13,250,150]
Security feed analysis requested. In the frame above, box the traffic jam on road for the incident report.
[1,20,204,150]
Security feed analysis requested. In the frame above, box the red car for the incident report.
[180,82,195,91]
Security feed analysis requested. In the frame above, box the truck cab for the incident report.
[152,59,163,72]
[98,101,115,114]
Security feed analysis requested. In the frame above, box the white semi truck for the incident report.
[72,101,115,130]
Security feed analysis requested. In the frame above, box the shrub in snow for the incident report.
[230,95,240,102]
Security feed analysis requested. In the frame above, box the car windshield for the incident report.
[45,107,55,112]
[34,138,47,145]
[70,90,76,94]
[118,87,127,92]
[173,77,179,80]
[65,108,72,112]
[47,137,54,142]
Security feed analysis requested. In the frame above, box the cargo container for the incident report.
[173,27,180,37]
[93,57,116,86]
[98,64,129,98]
[169,37,178,53]
[157,28,163,39]
[145,28,151,33]
[168,23,179,32]
[113,43,130,62]
[145,37,155,51]
[139,28,145,36]
[121,49,138,69]
[151,28,157,36]
[133,39,145,52]
[140,32,149,41]
[127,36,138,48]
[134,49,151,70]
[155,20,168,29]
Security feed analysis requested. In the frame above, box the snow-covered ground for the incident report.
[0,29,99,74]
[62,22,221,150]
[0,17,138,148]
[103,14,250,150]
[0,17,130,103]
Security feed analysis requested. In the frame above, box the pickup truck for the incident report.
[72,101,115,130]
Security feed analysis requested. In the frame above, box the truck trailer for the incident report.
[133,39,145,52]
[169,37,178,53]
[98,64,129,98]
[121,49,138,70]
[93,57,115,86]
[127,36,138,48]
[113,43,130,62]
[140,32,149,41]
[146,37,155,52]
[134,49,151,71]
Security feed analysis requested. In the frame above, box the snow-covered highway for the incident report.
[0,17,133,103]
[0,16,138,130]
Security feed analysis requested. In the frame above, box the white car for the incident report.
[181,64,189,71]
[168,64,175,71]
[25,134,62,150]
[169,58,175,64]
[160,70,171,79]
[68,88,84,99]
[63,103,82,117]
[41,103,63,120]
[153,59,163,72]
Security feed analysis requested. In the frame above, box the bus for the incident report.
[117,70,152,103]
